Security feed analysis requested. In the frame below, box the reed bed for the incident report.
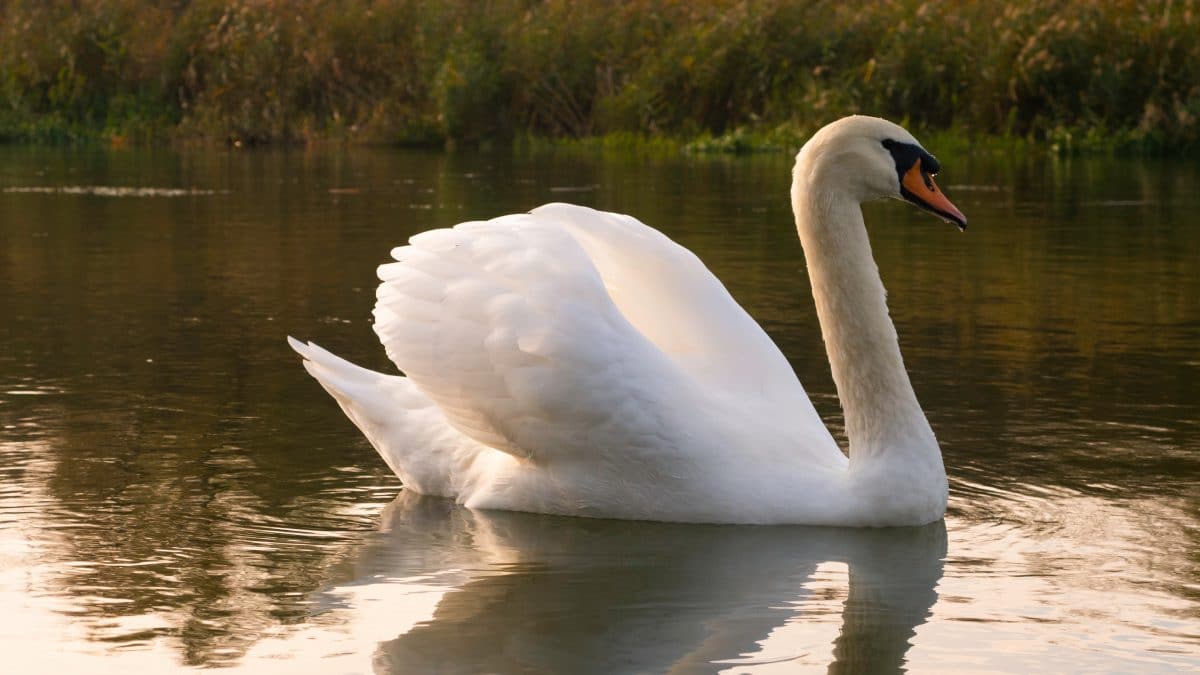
[1,0,1196,151]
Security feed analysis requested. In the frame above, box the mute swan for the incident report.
[289,115,967,526]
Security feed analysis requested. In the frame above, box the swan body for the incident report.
[290,115,966,526]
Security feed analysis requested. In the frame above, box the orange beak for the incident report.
[901,159,967,230]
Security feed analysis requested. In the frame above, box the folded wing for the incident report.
[372,204,833,467]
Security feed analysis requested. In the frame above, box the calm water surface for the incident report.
[0,145,1197,673]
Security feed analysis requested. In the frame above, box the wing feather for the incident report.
[373,213,691,463]
[372,205,836,466]
[532,203,814,403]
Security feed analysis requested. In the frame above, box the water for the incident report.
[0,144,1196,673]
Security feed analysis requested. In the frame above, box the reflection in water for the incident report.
[256,492,946,674]
[0,146,1197,671]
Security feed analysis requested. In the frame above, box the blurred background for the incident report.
[1,0,1198,153]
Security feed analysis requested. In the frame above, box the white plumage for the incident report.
[291,115,963,526]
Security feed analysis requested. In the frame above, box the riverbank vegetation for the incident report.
[1,0,1197,152]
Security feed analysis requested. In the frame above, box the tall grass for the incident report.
[1,0,1197,151]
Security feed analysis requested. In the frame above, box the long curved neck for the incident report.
[791,156,938,466]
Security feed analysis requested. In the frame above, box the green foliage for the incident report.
[0,0,1198,151]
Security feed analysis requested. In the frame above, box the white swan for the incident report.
[289,115,967,526]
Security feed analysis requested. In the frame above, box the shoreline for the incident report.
[0,125,1173,157]
[4,2,1195,156]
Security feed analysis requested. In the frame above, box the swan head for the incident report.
[795,115,967,230]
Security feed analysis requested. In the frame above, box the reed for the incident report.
[1,0,1196,151]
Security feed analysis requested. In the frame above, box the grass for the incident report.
[1,0,1197,153]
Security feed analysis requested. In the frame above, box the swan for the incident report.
[289,115,967,526]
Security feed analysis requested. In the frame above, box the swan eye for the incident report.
[881,139,941,181]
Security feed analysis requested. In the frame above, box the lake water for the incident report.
[0,144,1196,673]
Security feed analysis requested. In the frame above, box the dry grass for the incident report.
[1,0,1197,151]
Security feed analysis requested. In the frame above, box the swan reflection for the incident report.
[309,492,946,674]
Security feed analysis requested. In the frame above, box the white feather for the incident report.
[291,115,955,526]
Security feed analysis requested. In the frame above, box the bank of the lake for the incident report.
[3,0,1198,154]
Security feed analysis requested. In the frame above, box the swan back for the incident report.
[530,204,809,401]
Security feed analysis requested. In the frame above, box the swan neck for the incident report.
[791,160,937,462]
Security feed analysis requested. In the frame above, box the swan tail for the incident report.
[287,337,484,497]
